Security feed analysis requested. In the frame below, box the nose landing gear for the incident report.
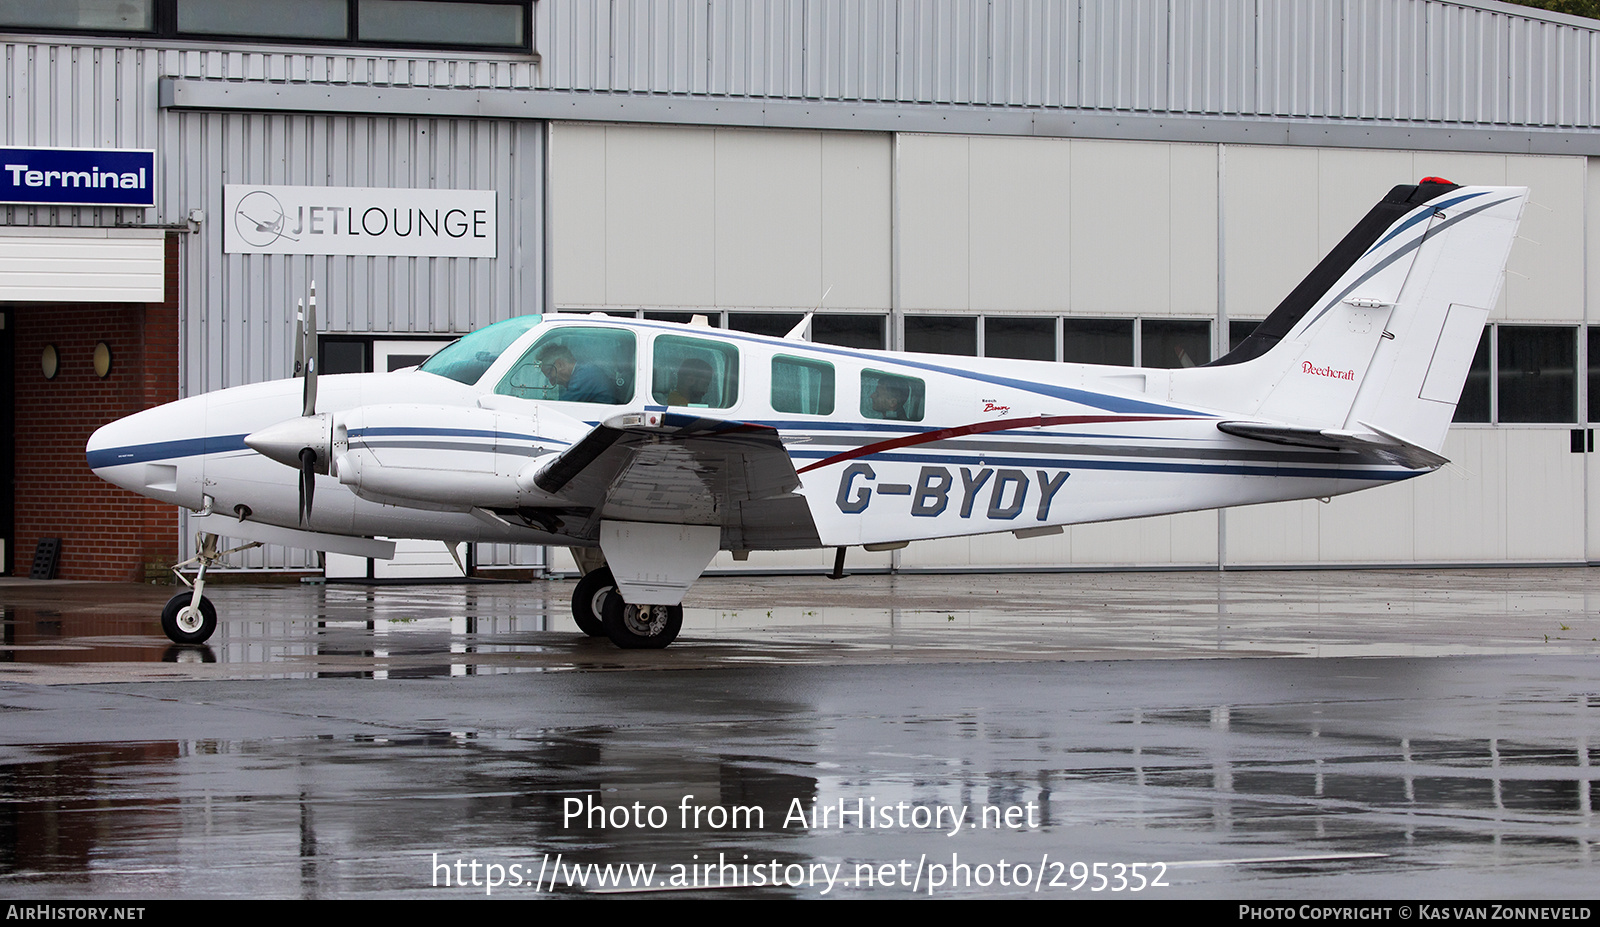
[160,531,261,645]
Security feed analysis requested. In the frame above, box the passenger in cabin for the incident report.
[868,376,911,420]
[667,357,714,406]
[537,344,614,403]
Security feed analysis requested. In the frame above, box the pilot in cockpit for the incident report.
[537,343,614,403]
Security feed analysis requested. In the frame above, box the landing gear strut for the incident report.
[161,531,260,645]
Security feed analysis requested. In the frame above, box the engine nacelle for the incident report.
[332,404,564,509]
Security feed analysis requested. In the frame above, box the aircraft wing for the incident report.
[532,411,817,548]
[1217,420,1448,470]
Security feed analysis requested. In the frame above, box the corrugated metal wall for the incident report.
[538,0,1600,128]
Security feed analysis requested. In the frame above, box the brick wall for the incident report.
[12,234,180,581]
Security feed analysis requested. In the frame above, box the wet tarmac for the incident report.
[3,569,1600,899]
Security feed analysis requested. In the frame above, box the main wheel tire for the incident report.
[570,566,615,637]
[161,592,217,645]
[600,594,683,649]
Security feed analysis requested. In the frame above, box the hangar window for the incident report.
[0,0,153,32]
[729,313,804,339]
[1498,325,1576,424]
[1,1,532,51]
[497,327,636,404]
[1061,319,1133,366]
[906,315,976,356]
[652,335,738,409]
[1453,329,1492,423]
[813,314,886,350]
[860,370,924,422]
[984,317,1056,361]
[772,355,834,416]
[1141,319,1211,369]
[1451,325,1577,425]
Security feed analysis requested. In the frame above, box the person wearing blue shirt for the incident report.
[537,344,615,403]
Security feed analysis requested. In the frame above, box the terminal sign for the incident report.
[0,146,155,207]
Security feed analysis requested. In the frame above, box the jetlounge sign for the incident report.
[224,184,496,258]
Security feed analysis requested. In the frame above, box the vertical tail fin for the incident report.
[1185,180,1526,457]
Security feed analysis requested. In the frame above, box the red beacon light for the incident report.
[1419,176,1456,185]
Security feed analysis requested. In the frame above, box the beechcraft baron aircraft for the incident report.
[88,179,1525,649]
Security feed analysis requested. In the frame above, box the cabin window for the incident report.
[772,355,834,415]
[496,327,635,404]
[860,370,924,422]
[652,335,739,409]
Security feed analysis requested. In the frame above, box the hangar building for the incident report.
[4,0,1598,579]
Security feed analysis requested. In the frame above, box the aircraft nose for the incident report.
[86,410,152,484]
[85,399,206,504]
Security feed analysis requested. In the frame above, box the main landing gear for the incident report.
[160,531,261,645]
[571,565,684,649]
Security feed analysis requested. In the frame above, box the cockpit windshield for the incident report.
[417,315,543,385]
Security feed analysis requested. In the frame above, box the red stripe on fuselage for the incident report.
[794,414,1201,474]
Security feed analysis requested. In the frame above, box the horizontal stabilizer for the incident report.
[1217,420,1448,470]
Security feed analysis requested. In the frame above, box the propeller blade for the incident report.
[298,446,318,523]
[302,282,319,417]
[292,298,305,377]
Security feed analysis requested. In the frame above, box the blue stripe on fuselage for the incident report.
[86,434,250,470]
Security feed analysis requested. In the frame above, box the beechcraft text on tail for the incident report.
[87,178,1527,649]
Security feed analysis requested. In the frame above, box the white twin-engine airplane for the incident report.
[88,178,1525,649]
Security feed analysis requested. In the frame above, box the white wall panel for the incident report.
[0,230,164,302]
[1070,140,1173,315]
[1413,429,1507,561]
[715,129,823,307]
[553,124,890,312]
[820,132,892,311]
[1504,155,1586,321]
[1223,146,1322,320]
[603,125,716,306]
[967,136,1072,313]
[1169,144,1220,319]
[1504,428,1587,560]
[1225,498,1323,565]
[897,134,970,311]
[1318,478,1417,562]
[549,123,609,307]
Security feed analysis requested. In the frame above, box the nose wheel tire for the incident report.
[600,594,683,649]
[161,592,217,645]
[570,566,615,637]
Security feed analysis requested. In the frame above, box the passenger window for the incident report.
[652,335,739,409]
[496,328,635,404]
[772,355,834,415]
[860,370,924,421]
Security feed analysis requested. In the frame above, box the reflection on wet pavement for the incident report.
[1,570,1599,897]
[4,569,1599,682]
